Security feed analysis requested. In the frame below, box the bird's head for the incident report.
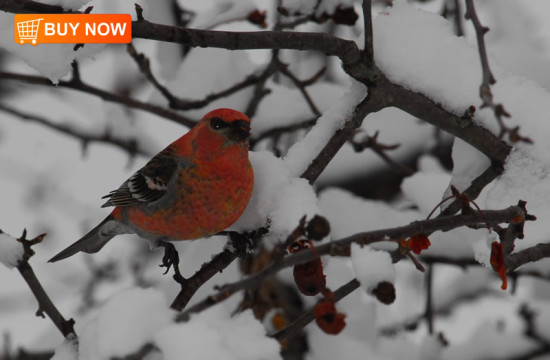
[200,108,251,144]
[186,108,251,159]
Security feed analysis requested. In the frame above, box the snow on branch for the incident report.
[176,204,529,323]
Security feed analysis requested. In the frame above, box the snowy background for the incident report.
[2,0,550,359]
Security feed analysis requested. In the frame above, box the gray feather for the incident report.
[48,215,128,262]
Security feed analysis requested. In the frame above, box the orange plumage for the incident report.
[49,108,254,262]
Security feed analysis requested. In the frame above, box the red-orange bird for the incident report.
[49,108,254,264]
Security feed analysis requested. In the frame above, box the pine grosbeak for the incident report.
[49,108,253,263]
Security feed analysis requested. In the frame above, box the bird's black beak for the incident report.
[230,120,251,142]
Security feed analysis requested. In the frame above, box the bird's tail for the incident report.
[48,214,126,262]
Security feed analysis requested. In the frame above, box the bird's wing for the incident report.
[101,146,180,207]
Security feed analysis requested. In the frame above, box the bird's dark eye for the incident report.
[210,117,228,130]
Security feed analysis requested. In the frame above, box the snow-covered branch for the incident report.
[177,204,527,321]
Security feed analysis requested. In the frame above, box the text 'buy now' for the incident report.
[44,22,128,36]
[15,14,131,45]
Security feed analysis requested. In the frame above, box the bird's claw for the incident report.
[158,241,178,273]
[157,241,185,286]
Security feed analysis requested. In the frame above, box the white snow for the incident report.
[401,155,452,215]
[319,107,435,185]
[318,187,419,241]
[350,243,396,294]
[253,80,347,138]
[0,232,24,269]
[473,232,499,270]
[232,151,320,246]
[533,299,550,343]
[446,138,492,201]
[190,0,257,30]
[152,47,256,118]
[154,305,281,360]
[418,334,444,360]
[283,80,367,177]
[442,319,536,360]
[78,288,174,360]
[374,1,486,117]
[50,335,78,360]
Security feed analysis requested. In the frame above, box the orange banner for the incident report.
[14,14,132,46]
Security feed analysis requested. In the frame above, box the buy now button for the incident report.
[14,14,132,45]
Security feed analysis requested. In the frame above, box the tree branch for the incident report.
[362,0,374,67]
[507,243,550,273]
[0,103,149,157]
[350,130,415,176]
[0,0,67,13]
[464,0,531,143]
[300,91,384,183]
[131,22,363,65]
[440,161,505,216]
[424,263,434,335]
[277,62,325,117]
[126,43,266,111]
[270,279,360,341]
[13,230,76,338]
[386,81,511,164]
[0,71,197,129]
[176,205,524,319]
[170,250,238,311]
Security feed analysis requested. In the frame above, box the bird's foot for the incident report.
[157,241,187,286]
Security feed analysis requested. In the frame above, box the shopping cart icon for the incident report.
[16,18,43,45]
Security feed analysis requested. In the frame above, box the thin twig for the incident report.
[425,263,434,335]
[270,279,360,341]
[275,14,316,30]
[0,103,149,157]
[0,71,197,129]
[278,62,325,117]
[252,117,317,145]
[362,0,374,67]
[350,130,415,176]
[440,162,505,216]
[464,0,531,143]
[126,43,179,107]
[245,51,280,118]
[379,283,494,337]
[464,0,495,93]
[442,0,464,36]
[127,43,265,111]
